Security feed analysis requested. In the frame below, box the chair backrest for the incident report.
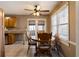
[54,33,60,45]
[38,32,52,44]
[26,31,32,43]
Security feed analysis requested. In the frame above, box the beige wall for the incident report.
[46,15,51,33]
[76,2,79,57]
[69,2,76,42]
[16,15,28,29]
[47,1,76,57]
[16,15,27,41]
[0,9,5,56]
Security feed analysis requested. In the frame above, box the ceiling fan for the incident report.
[24,5,49,16]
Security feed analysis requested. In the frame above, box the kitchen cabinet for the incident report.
[4,16,16,45]
[5,16,16,28]
[5,33,16,44]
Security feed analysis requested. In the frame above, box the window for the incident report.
[28,20,36,39]
[51,5,69,41]
[51,15,57,36]
[27,19,46,39]
[38,20,45,31]
[59,25,68,40]
[58,6,69,40]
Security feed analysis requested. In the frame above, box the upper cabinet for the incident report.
[5,16,16,28]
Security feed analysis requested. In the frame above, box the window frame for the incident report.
[51,3,70,45]
[27,18,46,39]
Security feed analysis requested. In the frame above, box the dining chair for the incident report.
[53,34,63,56]
[36,32,52,56]
[26,32,37,55]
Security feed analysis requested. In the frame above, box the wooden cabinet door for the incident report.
[5,16,16,28]
[8,33,15,44]
[8,17,16,28]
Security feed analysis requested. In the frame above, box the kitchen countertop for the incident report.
[5,29,27,34]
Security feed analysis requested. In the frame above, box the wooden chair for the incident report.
[26,32,37,55]
[53,34,63,56]
[36,32,52,56]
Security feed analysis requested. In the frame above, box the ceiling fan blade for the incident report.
[40,13,49,16]
[40,10,49,12]
[27,13,33,16]
[24,9,33,11]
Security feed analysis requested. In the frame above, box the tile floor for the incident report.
[5,41,35,57]
[5,41,62,57]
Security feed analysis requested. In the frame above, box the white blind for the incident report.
[29,20,35,25]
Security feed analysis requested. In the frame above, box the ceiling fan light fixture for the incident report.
[36,12,40,16]
[33,12,40,16]
[37,5,40,10]
[24,5,49,16]
[5,17,11,19]
[33,12,36,16]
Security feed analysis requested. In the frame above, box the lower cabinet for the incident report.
[5,33,16,45]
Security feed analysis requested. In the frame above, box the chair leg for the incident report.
[34,45,38,56]
[27,45,30,55]
[47,48,52,57]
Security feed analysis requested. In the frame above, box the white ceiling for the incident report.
[0,1,58,15]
